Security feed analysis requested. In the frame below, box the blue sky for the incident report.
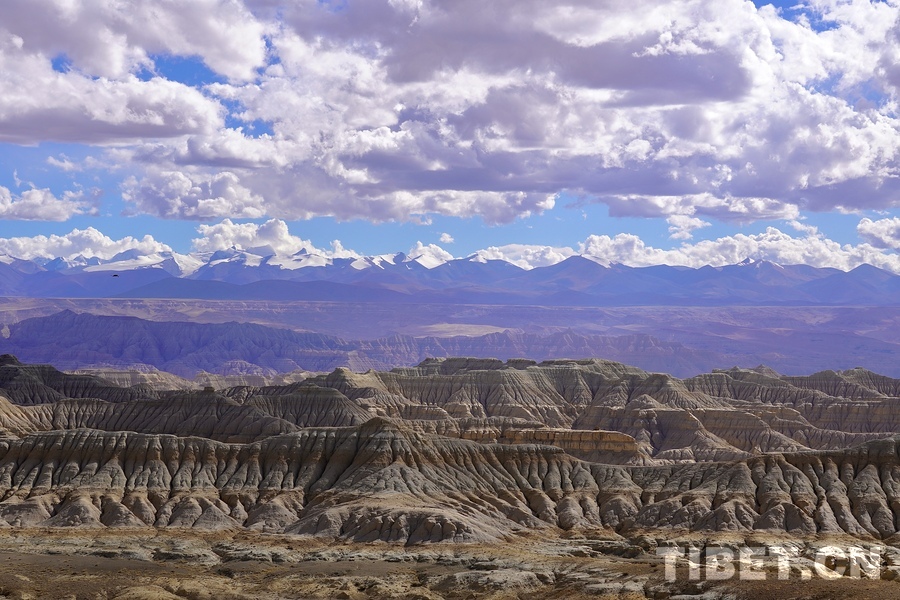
[1,0,900,269]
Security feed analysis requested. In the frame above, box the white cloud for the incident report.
[469,244,577,270]
[0,35,223,144]
[182,1,900,221]
[787,219,820,236]
[407,241,454,267]
[191,218,359,258]
[0,228,171,260]
[222,0,900,222]
[464,226,900,274]
[193,218,309,254]
[0,185,91,221]
[580,227,900,273]
[5,0,900,224]
[666,214,711,240]
[857,217,900,250]
[45,156,80,172]
[328,240,359,259]
[0,0,267,81]
[439,232,454,244]
[122,171,266,220]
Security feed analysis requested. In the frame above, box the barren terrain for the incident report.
[3,529,900,600]
[3,300,900,376]
[3,354,900,597]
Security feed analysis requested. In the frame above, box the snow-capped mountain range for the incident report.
[1,246,899,305]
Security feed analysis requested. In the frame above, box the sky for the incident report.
[2,0,900,271]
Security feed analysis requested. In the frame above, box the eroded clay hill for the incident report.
[3,354,900,543]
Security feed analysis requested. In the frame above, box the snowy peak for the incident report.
[245,245,276,258]
[268,252,331,270]
[41,255,101,271]
[735,257,783,270]
[0,244,898,306]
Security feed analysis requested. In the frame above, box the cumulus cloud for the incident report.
[407,241,454,267]
[191,218,359,258]
[580,227,900,273]
[193,218,310,254]
[45,156,80,172]
[0,0,266,81]
[328,240,359,259]
[666,214,711,240]
[0,36,223,144]
[0,228,171,260]
[466,225,900,274]
[5,0,900,225]
[787,219,820,236]
[122,171,266,220]
[182,0,900,222]
[0,185,91,221]
[857,217,900,250]
[439,232,454,244]
[469,244,577,270]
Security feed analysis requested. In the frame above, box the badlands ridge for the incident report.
[2,354,900,545]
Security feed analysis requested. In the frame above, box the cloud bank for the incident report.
[0,228,171,261]
[0,185,91,221]
[2,0,900,225]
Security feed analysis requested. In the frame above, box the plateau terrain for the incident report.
[7,0,900,597]
[3,354,900,597]
[3,251,900,599]
[3,250,900,380]
[2,305,900,377]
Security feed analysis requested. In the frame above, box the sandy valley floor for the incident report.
[1,529,899,600]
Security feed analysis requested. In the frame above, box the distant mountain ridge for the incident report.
[0,310,720,377]
[1,248,899,305]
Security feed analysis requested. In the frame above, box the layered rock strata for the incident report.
[3,420,900,542]
[3,354,900,543]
